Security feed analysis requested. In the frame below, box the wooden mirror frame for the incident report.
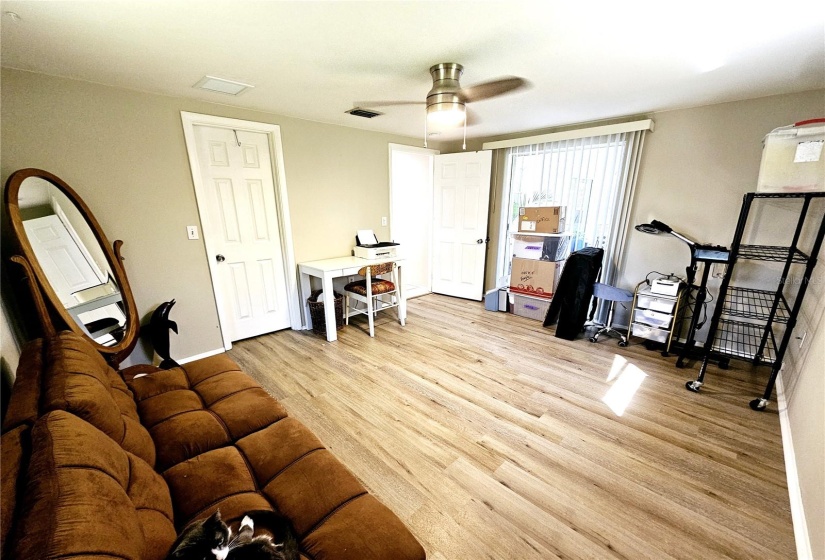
[4,168,139,365]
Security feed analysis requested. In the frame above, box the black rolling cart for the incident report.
[685,192,825,410]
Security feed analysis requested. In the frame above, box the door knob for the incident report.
[477,239,484,244]
[216,254,226,262]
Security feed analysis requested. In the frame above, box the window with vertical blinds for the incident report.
[498,128,647,293]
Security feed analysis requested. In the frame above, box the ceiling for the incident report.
[2,1,823,144]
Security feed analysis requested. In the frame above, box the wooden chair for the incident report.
[344,261,403,337]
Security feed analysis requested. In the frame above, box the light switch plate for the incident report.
[381,216,388,226]
[187,225,199,240]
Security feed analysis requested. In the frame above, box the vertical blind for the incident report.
[499,129,646,293]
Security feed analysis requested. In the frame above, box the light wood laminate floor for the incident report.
[229,294,795,560]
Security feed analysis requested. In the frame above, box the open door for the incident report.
[431,150,493,301]
[389,143,438,299]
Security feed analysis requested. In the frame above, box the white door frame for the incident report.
[181,111,301,349]
[388,143,439,298]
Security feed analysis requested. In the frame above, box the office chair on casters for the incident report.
[587,282,634,346]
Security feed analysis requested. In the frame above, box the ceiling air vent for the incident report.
[193,76,254,96]
[346,107,383,119]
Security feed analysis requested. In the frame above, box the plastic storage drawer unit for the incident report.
[633,308,674,329]
[631,322,669,343]
[636,292,677,313]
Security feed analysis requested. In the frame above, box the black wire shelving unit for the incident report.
[685,191,825,411]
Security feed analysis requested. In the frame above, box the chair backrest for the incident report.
[358,261,394,277]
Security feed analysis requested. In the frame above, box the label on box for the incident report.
[794,140,823,162]
[521,220,536,231]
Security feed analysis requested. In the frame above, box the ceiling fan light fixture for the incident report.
[427,102,466,127]
[426,63,466,129]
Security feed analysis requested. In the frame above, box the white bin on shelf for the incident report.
[512,233,572,262]
[757,119,825,193]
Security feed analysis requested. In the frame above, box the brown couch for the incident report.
[1,331,425,560]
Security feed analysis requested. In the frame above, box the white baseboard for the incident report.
[178,347,225,365]
[776,370,813,560]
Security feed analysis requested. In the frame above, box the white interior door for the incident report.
[431,150,493,301]
[23,215,102,307]
[192,125,291,342]
[389,144,438,299]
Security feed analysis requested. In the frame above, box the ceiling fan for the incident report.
[355,63,529,147]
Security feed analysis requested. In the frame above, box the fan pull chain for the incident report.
[462,116,467,150]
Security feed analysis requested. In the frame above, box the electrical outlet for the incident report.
[187,225,199,240]
[712,264,726,279]
[347,276,356,283]
[381,216,387,226]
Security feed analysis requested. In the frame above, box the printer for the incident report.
[353,229,400,260]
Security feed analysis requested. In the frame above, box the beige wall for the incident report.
[1,68,438,362]
[782,235,825,560]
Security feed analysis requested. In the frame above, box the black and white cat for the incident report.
[166,509,299,560]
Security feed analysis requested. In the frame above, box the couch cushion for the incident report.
[40,332,156,467]
[0,425,29,557]
[128,353,288,470]
[164,416,425,560]
[2,339,45,432]
[9,410,176,560]
[164,446,274,528]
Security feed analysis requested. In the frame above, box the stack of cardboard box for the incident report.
[506,206,570,320]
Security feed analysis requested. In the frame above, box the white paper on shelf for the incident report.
[356,229,378,245]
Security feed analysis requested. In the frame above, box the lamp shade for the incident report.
[635,220,672,234]
[426,64,466,129]
[635,223,662,234]
[427,101,466,127]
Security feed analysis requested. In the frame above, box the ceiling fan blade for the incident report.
[354,100,426,108]
[458,76,529,103]
[465,107,481,127]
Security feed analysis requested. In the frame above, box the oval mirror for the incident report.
[4,168,139,364]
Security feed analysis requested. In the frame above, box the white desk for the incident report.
[298,255,406,341]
